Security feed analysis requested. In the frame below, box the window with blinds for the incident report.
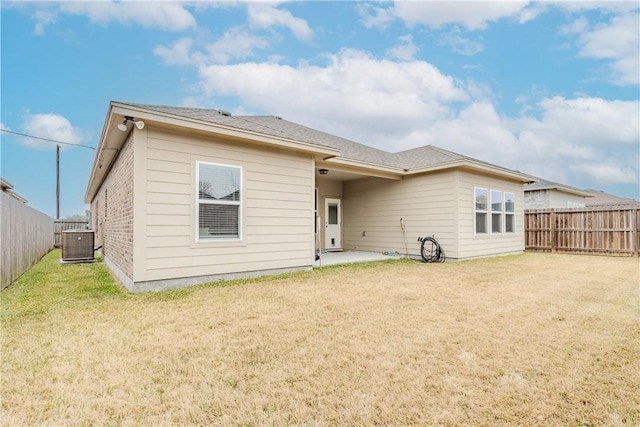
[197,162,242,240]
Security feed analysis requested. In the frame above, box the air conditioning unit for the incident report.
[61,230,95,262]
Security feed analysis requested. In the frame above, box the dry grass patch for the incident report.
[2,251,639,426]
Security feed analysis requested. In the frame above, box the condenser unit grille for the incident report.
[61,230,95,261]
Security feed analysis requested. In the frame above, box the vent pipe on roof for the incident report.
[218,110,231,116]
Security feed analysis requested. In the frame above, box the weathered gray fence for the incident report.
[55,219,89,248]
[525,206,639,256]
[1,193,55,289]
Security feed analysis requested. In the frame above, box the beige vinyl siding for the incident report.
[456,170,524,259]
[343,171,457,258]
[138,126,314,282]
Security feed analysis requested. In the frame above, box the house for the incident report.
[1,178,28,204]
[524,178,593,209]
[583,189,640,208]
[85,101,536,292]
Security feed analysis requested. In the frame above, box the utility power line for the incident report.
[0,128,96,151]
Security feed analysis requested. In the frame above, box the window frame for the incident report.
[504,192,515,233]
[491,190,503,234]
[474,187,488,235]
[195,161,243,242]
[475,188,517,236]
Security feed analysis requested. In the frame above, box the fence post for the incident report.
[633,208,639,257]
[550,210,556,253]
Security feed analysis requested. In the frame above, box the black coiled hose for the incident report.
[418,236,445,263]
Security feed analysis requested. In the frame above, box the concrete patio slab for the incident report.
[314,250,403,267]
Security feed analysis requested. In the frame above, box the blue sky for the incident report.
[1,1,638,218]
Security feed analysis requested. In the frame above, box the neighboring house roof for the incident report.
[0,178,28,203]
[583,189,640,207]
[85,101,536,202]
[524,178,593,198]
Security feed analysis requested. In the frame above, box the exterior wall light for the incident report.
[318,169,328,175]
[117,116,145,131]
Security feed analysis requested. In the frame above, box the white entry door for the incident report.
[325,198,342,250]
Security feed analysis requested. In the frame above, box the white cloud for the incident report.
[154,38,199,66]
[153,3,312,67]
[191,49,638,188]
[575,12,640,85]
[507,96,639,185]
[205,27,270,64]
[358,3,396,30]
[196,49,467,142]
[20,113,86,150]
[534,96,639,146]
[386,35,419,61]
[439,28,484,56]
[387,1,532,30]
[154,28,270,66]
[32,9,57,35]
[247,3,313,41]
[570,163,638,185]
[560,17,589,35]
[409,96,639,188]
[518,3,547,24]
[553,1,639,14]
[29,1,196,34]
[404,102,521,166]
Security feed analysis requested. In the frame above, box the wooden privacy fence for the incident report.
[1,193,55,289]
[525,206,640,256]
[55,220,89,248]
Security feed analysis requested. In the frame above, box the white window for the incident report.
[505,192,515,233]
[197,162,242,240]
[491,190,503,233]
[475,188,516,235]
[475,188,488,234]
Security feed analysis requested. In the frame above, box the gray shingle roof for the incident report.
[118,102,520,172]
[392,145,466,169]
[524,178,593,197]
[583,189,640,206]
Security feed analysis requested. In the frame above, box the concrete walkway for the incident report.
[314,250,403,267]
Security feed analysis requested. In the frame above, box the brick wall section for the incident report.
[91,133,134,280]
[524,190,549,209]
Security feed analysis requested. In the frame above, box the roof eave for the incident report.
[323,157,405,179]
[84,103,120,203]
[85,102,342,203]
[0,178,13,190]
[525,185,594,198]
[406,159,537,183]
[110,103,341,157]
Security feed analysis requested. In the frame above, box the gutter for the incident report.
[405,159,537,184]
[85,102,342,203]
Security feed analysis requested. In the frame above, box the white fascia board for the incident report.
[528,185,594,198]
[85,104,124,203]
[0,178,14,190]
[110,104,341,157]
[323,157,404,179]
[406,160,537,183]
[85,103,342,202]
